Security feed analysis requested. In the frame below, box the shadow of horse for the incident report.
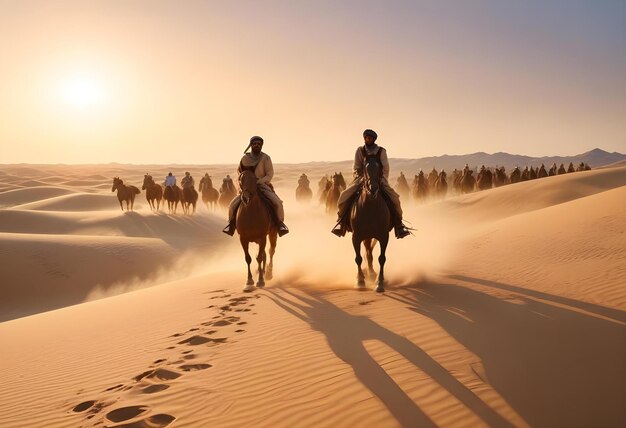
[267,288,515,428]
[386,277,626,428]
[112,177,140,211]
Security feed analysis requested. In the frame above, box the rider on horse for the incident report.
[164,172,176,188]
[331,129,411,239]
[223,136,290,237]
[181,171,195,189]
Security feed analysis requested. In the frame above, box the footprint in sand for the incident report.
[211,320,232,326]
[134,368,182,382]
[106,406,175,427]
[179,363,212,372]
[72,400,97,413]
[141,384,170,394]
[178,335,212,346]
[235,329,245,333]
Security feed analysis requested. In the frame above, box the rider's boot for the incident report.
[331,220,346,237]
[222,219,236,236]
[277,222,290,237]
[394,222,411,239]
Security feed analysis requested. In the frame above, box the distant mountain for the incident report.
[272,148,625,184]
[386,148,625,175]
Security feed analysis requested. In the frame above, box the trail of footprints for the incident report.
[69,291,260,427]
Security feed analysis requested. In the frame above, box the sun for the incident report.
[59,74,107,108]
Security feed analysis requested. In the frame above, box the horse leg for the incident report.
[364,239,377,280]
[241,240,255,292]
[118,198,124,211]
[130,196,135,211]
[376,235,389,293]
[256,237,267,288]
[266,231,277,281]
[352,236,366,289]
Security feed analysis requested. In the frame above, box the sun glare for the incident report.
[60,75,107,108]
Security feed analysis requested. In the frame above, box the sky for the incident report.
[1,0,625,164]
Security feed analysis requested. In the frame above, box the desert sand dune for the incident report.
[0,164,623,428]
[0,186,76,208]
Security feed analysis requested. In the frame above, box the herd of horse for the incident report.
[111,159,591,292]
[395,161,592,202]
[111,174,238,215]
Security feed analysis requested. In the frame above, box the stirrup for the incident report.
[278,223,289,237]
[331,223,346,237]
[394,225,411,239]
[222,222,236,236]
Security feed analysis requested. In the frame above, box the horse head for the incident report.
[363,159,382,199]
[238,170,258,205]
[142,174,152,190]
[112,177,122,192]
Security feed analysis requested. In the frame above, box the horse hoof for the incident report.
[265,273,273,281]
[243,284,255,292]
[375,285,385,293]
[256,281,265,288]
[246,278,254,286]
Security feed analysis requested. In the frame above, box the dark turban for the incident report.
[363,129,378,141]
[244,136,264,153]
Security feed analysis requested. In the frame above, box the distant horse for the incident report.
[325,173,343,215]
[181,185,198,215]
[163,185,181,214]
[520,167,530,182]
[199,175,219,210]
[493,167,507,187]
[395,173,410,200]
[510,167,521,184]
[412,171,429,201]
[434,170,448,199]
[567,162,576,173]
[451,169,463,193]
[142,174,163,211]
[476,166,493,191]
[112,177,140,211]
[219,178,237,210]
[537,164,548,179]
[295,176,313,203]
[427,168,439,188]
[548,163,557,176]
[317,175,329,200]
[236,169,278,292]
[335,172,347,192]
[350,156,392,293]
[460,170,476,194]
[557,164,566,175]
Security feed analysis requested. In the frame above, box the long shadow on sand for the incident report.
[386,278,626,428]
[267,288,515,428]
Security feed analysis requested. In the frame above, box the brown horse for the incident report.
[236,169,278,292]
[510,167,521,183]
[199,175,219,210]
[181,186,198,215]
[325,173,343,215]
[494,167,507,187]
[112,177,140,211]
[412,171,429,201]
[476,166,493,191]
[395,172,410,200]
[142,174,163,211]
[295,176,313,203]
[460,169,476,194]
[350,157,392,293]
[434,170,448,199]
[163,185,181,214]
[537,164,548,178]
[219,177,237,210]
